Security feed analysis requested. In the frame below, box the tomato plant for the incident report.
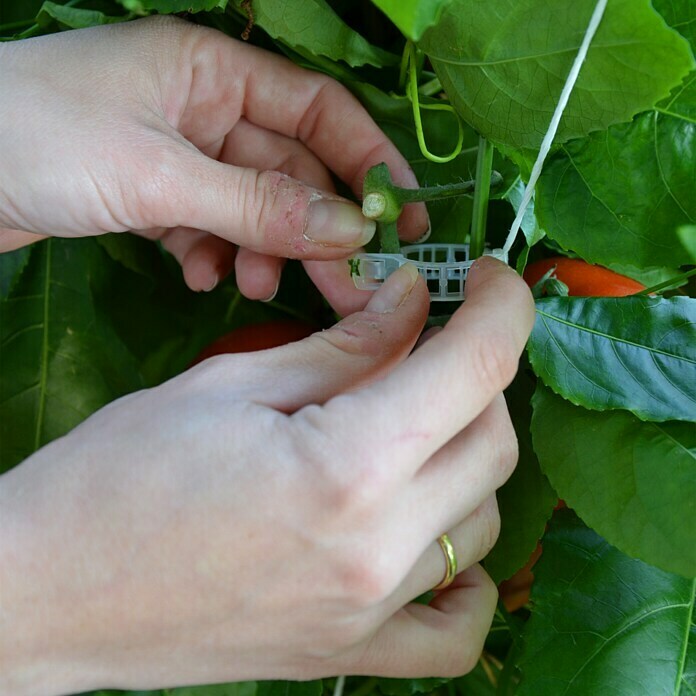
[1,1,694,696]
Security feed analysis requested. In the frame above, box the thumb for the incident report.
[192,264,429,412]
[171,151,376,259]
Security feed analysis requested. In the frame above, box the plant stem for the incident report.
[470,136,494,258]
[637,267,696,295]
[419,76,443,96]
[378,221,401,254]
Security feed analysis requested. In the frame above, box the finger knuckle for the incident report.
[253,170,308,251]
[471,332,520,392]
[336,553,398,609]
[490,410,519,486]
[476,498,501,560]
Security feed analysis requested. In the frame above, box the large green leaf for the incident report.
[0,239,142,472]
[531,385,696,577]
[351,83,517,244]
[536,87,696,270]
[517,511,696,695]
[418,0,695,150]
[486,368,557,584]
[370,0,453,41]
[528,296,696,422]
[230,0,398,68]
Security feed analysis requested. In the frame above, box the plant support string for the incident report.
[501,0,609,257]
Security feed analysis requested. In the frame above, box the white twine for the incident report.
[502,0,609,257]
[333,674,347,696]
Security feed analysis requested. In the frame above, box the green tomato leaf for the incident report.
[375,678,450,695]
[528,296,696,423]
[678,225,696,263]
[0,239,142,472]
[653,0,696,46]
[231,0,399,68]
[120,0,227,12]
[486,368,557,584]
[531,385,696,577]
[256,681,322,696]
[0,246,30,300]
[502,178,545,246]
[171,682,257,696]
[370,0,453,41]
[536,82,696,270]
[517,510,696,696]
[36,2,130,29]
[418,0,695,150]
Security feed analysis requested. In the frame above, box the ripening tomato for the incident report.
[191,319,317,365]
[523,257,645,296]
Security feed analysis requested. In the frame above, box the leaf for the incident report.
[376,677,450,695]
[517,510,696,696]
[350,82,518,244]
[0,239,142,473]
[418,0,695,150]
[0,245,30,300]
[531,385,696,577]
[678,225,696,263]
[502,178,545,246]
[370,0,453,41]
[536,82,696,270]
[120,0,227,13]
[652,0,696,46]
[255,681,322,696]
[528,296,696,422]
[485,368,557,584]
[171,682,257,696]
[36,2,129,29]
[231,0,399,68]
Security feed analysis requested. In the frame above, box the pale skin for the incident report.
[0,17,536,696]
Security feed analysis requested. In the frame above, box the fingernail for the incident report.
[203,274,219,292]
[366,263,419,313]
[304,197,376,247]
[261,278,280,303]
[414,221,432,244]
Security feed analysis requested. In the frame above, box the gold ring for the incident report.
[432,533,457,591]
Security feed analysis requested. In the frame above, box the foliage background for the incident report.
[0,0,694,694]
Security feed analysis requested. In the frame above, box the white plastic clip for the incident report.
[351,244,507,301]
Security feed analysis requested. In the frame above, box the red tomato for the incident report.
[498,543,543,613]
[523,257,645,296]
[191,320,316,365]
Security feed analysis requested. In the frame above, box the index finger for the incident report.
[323,258,535,472]
[227,39,429,240]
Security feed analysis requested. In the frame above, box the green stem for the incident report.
[0,19,34,32]
[398,174,501,204]
[470,137,494,258]
[378,221,401,254]
[637,267,696,295]
[419,76,442,96]
[407,43,464,163]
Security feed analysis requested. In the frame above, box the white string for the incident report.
[502,0,609,257]
[333,675,347,696]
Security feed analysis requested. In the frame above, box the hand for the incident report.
[0,259,534,696]
[0,17,428,314]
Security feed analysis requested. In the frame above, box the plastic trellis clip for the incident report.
[351,162,506,301]
[351,244,507,302]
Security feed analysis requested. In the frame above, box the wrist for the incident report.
[0,458,98,696]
